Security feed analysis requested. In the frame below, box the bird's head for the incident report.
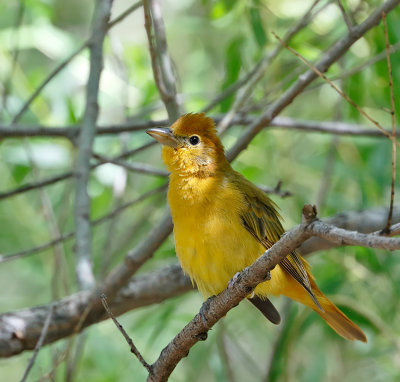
[147,113,228,176]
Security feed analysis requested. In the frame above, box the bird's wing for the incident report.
[239,189,322,310]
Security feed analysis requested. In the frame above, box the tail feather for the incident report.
[313,298,367,342]
[287,258,367,342]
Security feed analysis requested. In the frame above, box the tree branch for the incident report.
[2,115,397,140]
[1,205,399,359]
[226,0,400,161]
[74,0,113,289]
[147,206,400,381]
[0,265,192,358]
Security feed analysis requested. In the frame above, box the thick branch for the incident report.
[0,265,192,358]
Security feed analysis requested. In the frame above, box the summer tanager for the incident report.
[147,113,366,342]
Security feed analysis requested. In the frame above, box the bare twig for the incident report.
[101,294,152,372]
[1,205,400,358]
[0,141,158,201]
[257,181,292,198]
[20,305,54,382]
[108,1,142,28]
[382,11,397,233]
[336,0,353,31]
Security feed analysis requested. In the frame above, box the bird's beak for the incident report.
[146,127,179,149]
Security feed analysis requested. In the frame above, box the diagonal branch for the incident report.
[226,0,400,161]
[147,206,400,381]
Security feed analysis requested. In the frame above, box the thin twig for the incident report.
[336,0,353,31]
[0,264,191,358]
[20,305,54,382]
[100,294,152,372]
[0,141,157,200]
[2,115,399,140]
[382,11,397,233]
[2,206,400,358]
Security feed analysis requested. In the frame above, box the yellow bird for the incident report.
[147,113,366,342]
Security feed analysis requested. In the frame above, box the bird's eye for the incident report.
[189,135,200,146]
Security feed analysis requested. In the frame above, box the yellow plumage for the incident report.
[147,113,366,342]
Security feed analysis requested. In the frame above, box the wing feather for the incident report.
[235,176,322,310]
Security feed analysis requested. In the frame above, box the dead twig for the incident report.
[100,294,152,372]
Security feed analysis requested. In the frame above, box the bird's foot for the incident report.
[264,270,271,281]
[227,272,241,289]
[199,296,214,326]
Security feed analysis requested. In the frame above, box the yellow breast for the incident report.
[168,173,288,299]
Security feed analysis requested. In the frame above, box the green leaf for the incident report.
[11,164,31,184]
[248,3,267,48]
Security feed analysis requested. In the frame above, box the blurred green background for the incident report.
[0,0,400,381]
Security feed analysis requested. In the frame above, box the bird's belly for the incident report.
[174,209,272,298]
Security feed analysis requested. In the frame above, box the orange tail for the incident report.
[285,261,367,342]
[311,291,367,342]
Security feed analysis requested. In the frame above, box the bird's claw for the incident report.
[199,296,213,326]
[264,271,272,281]
[228,272,241,289]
